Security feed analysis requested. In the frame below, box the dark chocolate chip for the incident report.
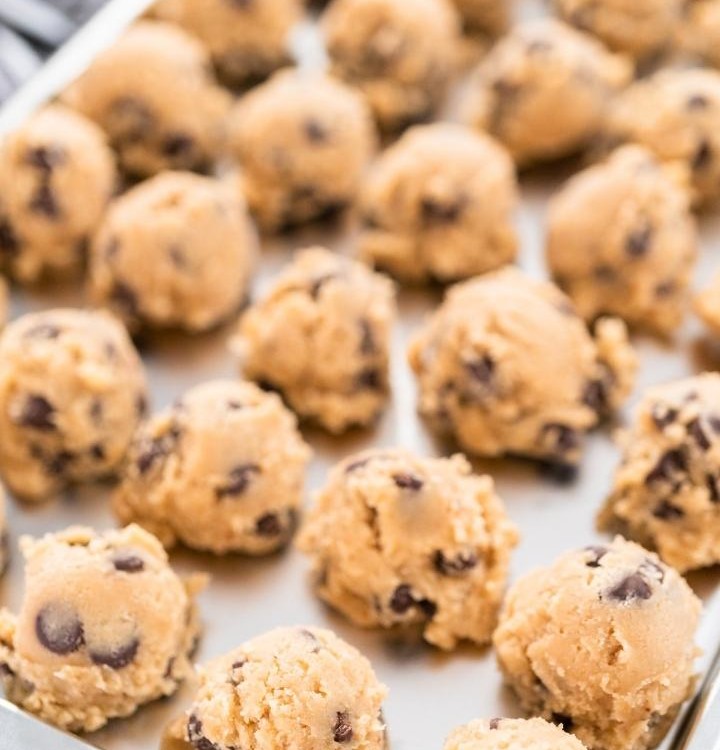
[687,94,709,110]
[187,714,222,750]
[111,97,154,143]
[537,460,578,484]
[707,474,720,503]
[0,217,19,256]
[356,368,382,391]
[255,513,282,536]
[639,558,665,583]
[110,281,139,318]
[18,395,55,431]
[692,139,712,171]
[651,404,677,430]
[345,456,373,473]
[655,280,675,298]
[542,423,579,455]
[309,272,338,300]
[89,636,139,669]
[90,443,105,461]
[359,319,376,356]
[489,718,502,730]
[594,264,616,282]
[136,393,148,418]
[606,573,652,602]
[645,449,687,485]
[465,355,494,385]
[688,417,711,451]
[46,450,74,476]
[393,472,423,491]
[433,550,478,576]
[551,713,574,731]
[35,603,84,655]
[625,223,652,258]
[653,500,685,520]
[304,119,329,144]
[389,584,436,618]
[583,379,608,415]
[112,552,145,573]
[136,427,179,474]
[163,133,195,158]
[584,545,608,568]
[25,145,66,172]
[25,323,60,339]
[216,463,260,499]
[421,195,465,224]
[29,183,60,219]
[333,711,353,743]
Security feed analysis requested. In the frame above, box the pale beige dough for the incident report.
[0,524,201,733]
[62,21,230,177]
[463,19,632,166]
[547,145,698,335]
[0,308,147,501]
[451,0,512,35]
[0,105,116,282]
[89,172,255,332]
[553,0,682,59]
[236,247,396,433]
[695,272,720,334]
[229,69,376,231]
[176,626,387,750]
[493,537,701,750]
[599,374,720,572]
[114,379,311,555]
[408,267,637,466]
[150,0,301,86]
[603,67,720,205]
[359,122,518,284]
[0,485,7,575]
[679,0,720,68]
[323,0,461,131]
[444,717,589,749]
[297,449,518,650]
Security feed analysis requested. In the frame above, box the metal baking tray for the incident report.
[1,1,720,749]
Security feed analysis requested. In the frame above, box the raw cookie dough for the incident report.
[229,69,376,231]
[150,0,301,87]
[0,105,116,282]
[451,0,512,36]
[444,718,589,750]
[89,171,255,332]
[552,0,682,59]
[359,122,519,284]
[0,308,147,501]
[408,267,637,467]
[599,374,720,572]
[463,19,632,166]
[603,67,720,205]
[695,272,720,335]
[297,449,518,650]
[0,524,201,732]
[236,247,396,433]
[323,0,461,131]
[680,0,720,68]
[177,626,387,750]
[547,145,697,335]
[493,537,701,750]
[62,21,230,177]
[114,380,311,555]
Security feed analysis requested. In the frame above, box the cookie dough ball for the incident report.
[229,69,375,232]
[0,309,147,501]
[298,449,518,650]
[463,19,632,166]
[695,272,720,335]
[359,123,518,284]
[62,21,230,177]
[553,0,682,59]
[151,0,301,87]
[180,626,387,750]
[547,146,698,335]
[444,718,589,750]
[0,105,115,283]
[236,248,396,433]
[114,380,311,555]
[604,68,720,205]
[408,268,637,466]
[493,538,700,750]
[323,0,461,131]
[451,0,512,36]
[89,172,255,332]
[0,524,200,732]
[599,374,720,572]
[681,0,720,68]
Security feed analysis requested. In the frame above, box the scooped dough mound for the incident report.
[444,717,589,749]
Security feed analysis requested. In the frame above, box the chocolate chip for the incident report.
[594,264,616,282]
[25,323,60,339]
[606,573,652,602]
[29,183,60,218]
[110,281,139,318]
[25,145,66,171]
[168,244,187,268]
[645,449,686,485]
[692,139,712,171]
[584,545,608,568]
[111,97,154,143]
[304,118,329,143]
[655,280,675,298]
[393,472,423,491]
[359,319,376,356]
[687,94,709,110]
[707,474,720,503]
[651,403,677,429]
[309,272,338,299]
[136,428,179,474]
[537,460,578,484]
[163,133,195,158]
[465,355,494,385]
[625,223,652,258]
[389,584,436,618]
[18,395,55,431]
[255,513,282,536]
[0,217,19,256]
[688,417,711,451]
[333,711,353,743]
[187,714,221,750]
[216,463,260,499]
[489,718,502,730]
[541,423,579,455]
[89,636,139,669]
[583,379,608,415]
[653,500,684,520]
[433,550,478,576]
[345,456,373,473]
[421,195,465,223]
[639,558,665,583]
[35,603,84,655]
[112,552,145,573]
[46,450,74,475]
[551,713,574,731]
[356,368,382,391]
[136,393,148,418]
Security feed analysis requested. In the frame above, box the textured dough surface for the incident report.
[297,449,518,650]
[323,0,461,131]
[600,374,720,572]
[547,145,697,334]
[237,247,396,433]
[89,171,255,332]
[493,537,701,750]
[114,379,311,554]
[0,105,115,282]
[180,626,387,750]
[151,0,301,86]
[408,267,637,465]
[603,67,720,205]
[62,21,230,177]
[359,122,518,284]
[451,0,512,35]
[463,18,632,165]
[553,0,681,58]
[444,717,589,749]
[679,0,720,68]
[0,308,147,501]
[229,69,376,231]
[0,524,200,732]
